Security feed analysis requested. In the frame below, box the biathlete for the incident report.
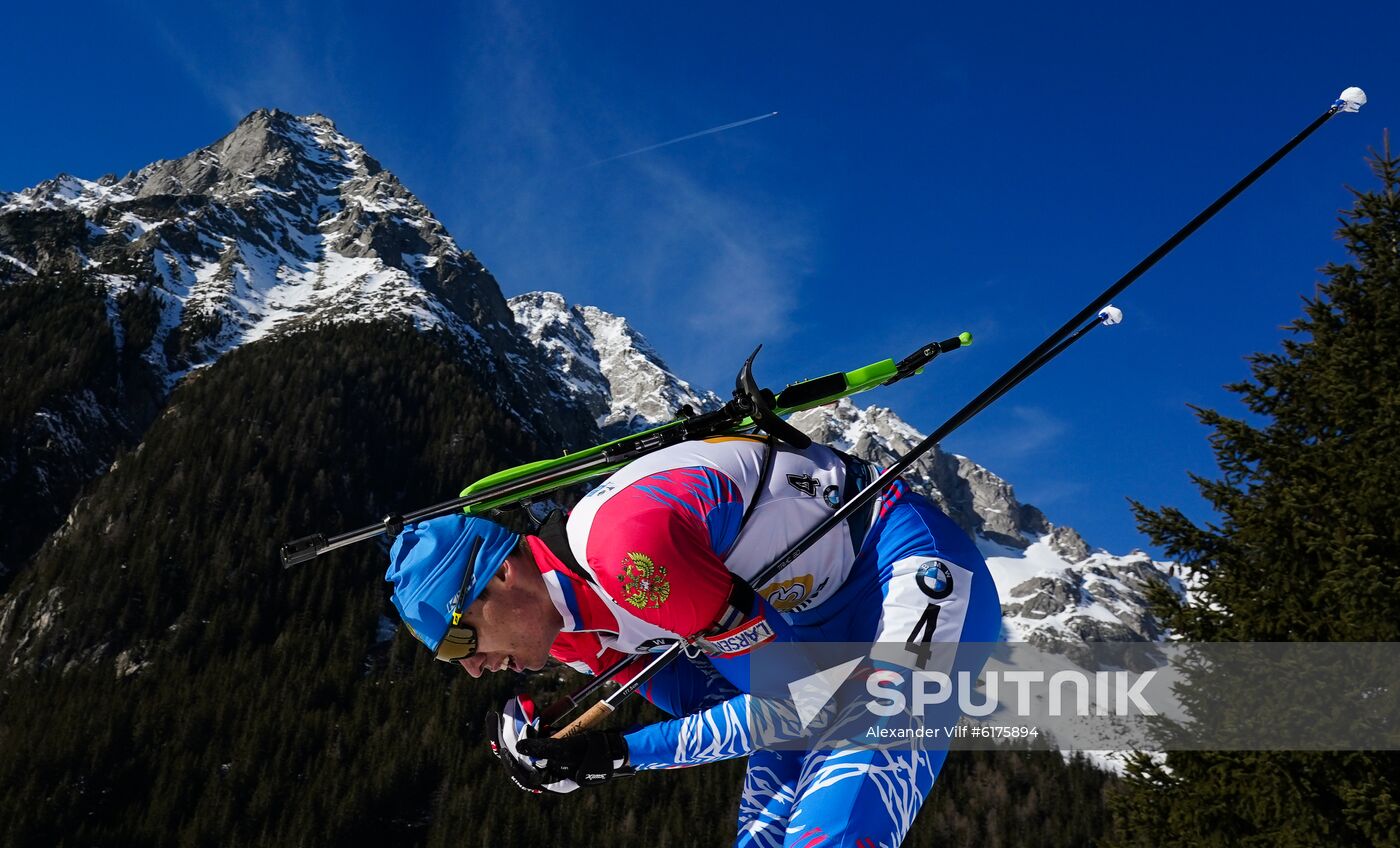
[385,435,1002,848]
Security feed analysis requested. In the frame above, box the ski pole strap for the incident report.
[694,612,778,657]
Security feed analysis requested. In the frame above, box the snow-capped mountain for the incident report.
[509,291,721,438]
[510,293,1181,649]
[0,109,592,450]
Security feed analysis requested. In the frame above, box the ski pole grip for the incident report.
[280,534,327,569]
[552,700,615,739]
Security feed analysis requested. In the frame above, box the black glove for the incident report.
[515,730,631,787]
[485,707,547,795]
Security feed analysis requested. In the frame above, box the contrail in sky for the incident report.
[590,111,779,165]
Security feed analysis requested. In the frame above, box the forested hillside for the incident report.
[0,272,163,577]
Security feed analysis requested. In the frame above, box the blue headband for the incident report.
[384,514,519,651]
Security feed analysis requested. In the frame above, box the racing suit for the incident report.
[532,435,1002,848]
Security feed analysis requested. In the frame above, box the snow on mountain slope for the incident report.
[509,291,720,438]
[789,398,1180,647]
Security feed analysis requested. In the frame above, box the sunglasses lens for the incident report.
[434,625,477,662]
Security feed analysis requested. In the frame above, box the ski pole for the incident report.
[551,644,686,738]
[537,652,637,728]
[955,88,1367,437]
[543,86,1366,736]
[971,305,1123,419]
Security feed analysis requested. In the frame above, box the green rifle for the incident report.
[279,334,971,568]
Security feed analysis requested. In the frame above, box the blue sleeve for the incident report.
[636,653,742,717]
[623,594,820,770]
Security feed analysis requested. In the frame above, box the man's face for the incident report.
[456,543,561,678]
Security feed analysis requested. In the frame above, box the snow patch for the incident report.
[0,252,37,276]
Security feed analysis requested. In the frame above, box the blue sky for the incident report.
[3,2,1393,555]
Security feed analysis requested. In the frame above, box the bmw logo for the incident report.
[823,485,842,508]
[915,560,954,600]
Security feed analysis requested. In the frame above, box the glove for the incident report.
[516,729,631,787]
[486,696,574,795]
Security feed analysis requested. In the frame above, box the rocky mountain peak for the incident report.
[0,110,595,450]
[3,111,368,215]
[509,291,720,438]
[123,109,410,232]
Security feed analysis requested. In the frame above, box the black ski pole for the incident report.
[537,652,637,728]
[971,305,1122,419]
[553,647,683,738]
[546,86,1367,737]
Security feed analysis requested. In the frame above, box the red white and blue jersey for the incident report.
[540,436,876,672]
[530,436,1004,847]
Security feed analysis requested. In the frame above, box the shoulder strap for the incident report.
[538,508,595,585]
[741,435,776,530]
[724,435,777,555]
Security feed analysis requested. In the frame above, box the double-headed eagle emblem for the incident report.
[618,552,671,609]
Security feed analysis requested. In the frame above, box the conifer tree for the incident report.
[1109,138,1400,847]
